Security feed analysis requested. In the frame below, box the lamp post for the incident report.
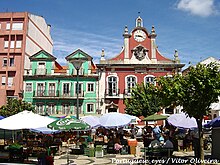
[70,58,87,119]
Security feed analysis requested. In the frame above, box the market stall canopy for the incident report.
[143,114,168,121]
[81,115,101,128]
[99,112,131,128]
[167,113,197,129]
[0,110,55,130]
[204,116,220,128]
[47,118,90,131]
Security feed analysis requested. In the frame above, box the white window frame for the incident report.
[62,82,70,96]
[62,104,70,114]
[36,82,45,96]
[87,82,95,92]
[7,77,13,87]
[16,40,22,48]
[125,75,137,95]
[36,103,44,114]
[86,103,94,113]
[10,41,15,49]
[74,82,83,96]
[1,76,6,86]
[144,75,156,86]
[107,75,119,96]
[4,41,9,48]
[6,23,10,30]
[47,103,56,115]
[12,22,23,30]
[3,58,7,67]
[9,58,14,67]
[25,83,32,92]
[48,82,56,96]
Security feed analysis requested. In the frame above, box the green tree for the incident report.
[158,63,220,161]
[125,83,161,117]
[0,98,34,117]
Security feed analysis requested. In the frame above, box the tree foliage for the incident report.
[0,98,34,117]
[125,83,161,117]
[158,63,220,160]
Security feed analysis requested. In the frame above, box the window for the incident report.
[145,76,155,86]
[12,22,23,30]
[10,41,15,48]
[49,83,56,96]
[47,104,56,115]
[4,41,9,48]
[16,40,22,48]
[37,83,45,96]
[87,83,94,92]
[87,104,94,113]
[9,58,14,67]
[126,76,136,95]
[8,77,13,87]
[25,83,32,92]
[62,104,70,114]
[6,23,10,30]
[1,76,6,85]
[3,58,7,67]
[108,76,118,96]
[75,83,83,96]
[36,104,44,114]
[63,83,70,96]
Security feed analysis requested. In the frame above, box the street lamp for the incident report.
[70,58,87,119]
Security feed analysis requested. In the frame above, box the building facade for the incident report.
[97,16,185,114]
[0,12,53,106]
[23,49,99,116]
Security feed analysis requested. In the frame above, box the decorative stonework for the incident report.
[132,46,148,61]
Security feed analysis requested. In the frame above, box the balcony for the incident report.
[33,90,84,99]
[105,89,120,98]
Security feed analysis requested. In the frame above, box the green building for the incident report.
[23,49,99,116]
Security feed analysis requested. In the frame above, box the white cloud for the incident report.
[51,27,122,65]
[176,0,218,17]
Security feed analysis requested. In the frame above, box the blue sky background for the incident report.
[0,0,219,68]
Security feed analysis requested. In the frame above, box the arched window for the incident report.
[126,76,136,95]
[145,75,155,86]
[107,76,118,96]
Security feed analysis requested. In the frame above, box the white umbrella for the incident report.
[99,112,131,128]
[167,113,197,129]
[124,114,141,124]
[81,115,101,128]
[0,110,55,130]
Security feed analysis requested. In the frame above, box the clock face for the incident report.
[134,30,146,42]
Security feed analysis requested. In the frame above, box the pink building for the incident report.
[97,16,185,114]
[0,12,53,106]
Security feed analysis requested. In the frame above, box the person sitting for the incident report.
[148,135,160,148]
[162,135,174,156]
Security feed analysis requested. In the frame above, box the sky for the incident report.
[0,0,220,68]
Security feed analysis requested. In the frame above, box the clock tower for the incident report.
[97,15,185,114]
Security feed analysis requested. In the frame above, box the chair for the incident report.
[95,145,103,158]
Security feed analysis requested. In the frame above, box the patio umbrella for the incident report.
[47,118,90,131]
[0,110,55,130]
[30,126,60,134]
[124,114,141,124]
[99,112,131,128]
[204,116,220,128]
[143,114,168,121]
[81,116,101,128]
[167,113,197,129]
